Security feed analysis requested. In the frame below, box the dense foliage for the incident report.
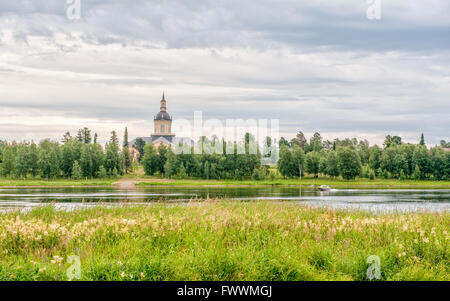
[277,131,450,180]
[142,135,264,180]
[0,129,131,179]
[1,130,449,181]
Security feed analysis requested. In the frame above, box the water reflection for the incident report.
[0,187,449,213]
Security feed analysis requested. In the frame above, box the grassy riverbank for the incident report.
[0,178,116,187]
[136,177,450,189]
[1,175,449,189]
[0,202,448,281]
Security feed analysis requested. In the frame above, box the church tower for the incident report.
[152,92,175,137]
[130,92,193,150]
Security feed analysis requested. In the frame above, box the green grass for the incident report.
[0,178,116,187]
[136,177,450,189]
[0,202,448,281]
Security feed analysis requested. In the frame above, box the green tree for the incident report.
[62,132,72,143]
[444,151,450,180]
[419,133,425,146]
[164,148,179,179]
[61,140,81,177]
[177,163,188,179]
[412,145,431,179]
[79,144,93,178]
[325,151,339,178]
[110,131,119,145]
[123,127,129,148]
[337,147,362,180]
[157,144,168,175]
[77,127,92,144]
[368,146,382,172]
[142,143,160,176]
[291,145,305,178]
[430,147,445,180]
[71,160,82,180]
[383,135,402,148]
[38,140,60,179]
[277,145,293,178]
[278,137,290,148]
[309,132,324,152]
[133,138,146,162]
[97,165,107,178]
[291,131,308,150]
[412,165,421,180]
[0,145,15,177]
[305,151,321,177]
[112,167,119,178]
[381,147,408,178]
[15,143,38,179]
[104,131,120,175]
[122,146,133,174]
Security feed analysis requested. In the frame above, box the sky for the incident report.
[0,0,449,146]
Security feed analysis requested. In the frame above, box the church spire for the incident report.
[160,91,167,111]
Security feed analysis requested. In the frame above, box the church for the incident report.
[131,93,193,148]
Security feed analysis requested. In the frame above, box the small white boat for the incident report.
[318,185,331,191]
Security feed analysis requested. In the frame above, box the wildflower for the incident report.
[140,272,145,278]
[38,267,46,273]
[120,272,126,278]
[423,237,429,243]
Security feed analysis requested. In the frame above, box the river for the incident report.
[0,187,449,213]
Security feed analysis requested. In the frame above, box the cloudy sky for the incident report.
[0,0,449,145]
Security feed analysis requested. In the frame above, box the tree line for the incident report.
[277,131,450,180]
[0,127,134,179]
[1,128,449,181]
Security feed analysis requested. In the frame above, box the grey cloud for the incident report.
[1,0,449,51]
[0,0,449,145]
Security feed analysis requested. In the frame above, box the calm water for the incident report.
[0,187,449,213]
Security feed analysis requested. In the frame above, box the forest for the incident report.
[1,128,449,181]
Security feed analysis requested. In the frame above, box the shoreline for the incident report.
[1,178,450,189]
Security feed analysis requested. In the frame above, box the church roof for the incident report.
[155,111,171,121]
[130,136,194,148]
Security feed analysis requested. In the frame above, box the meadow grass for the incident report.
[1,173,449,189]
[136,177,450,189]
[0,201,448,281]
[0,178,116,187]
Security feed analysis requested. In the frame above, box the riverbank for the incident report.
[0,202,448,281]
[1,176,449,189]
[0,178,117,187]
[135,178,450,189]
